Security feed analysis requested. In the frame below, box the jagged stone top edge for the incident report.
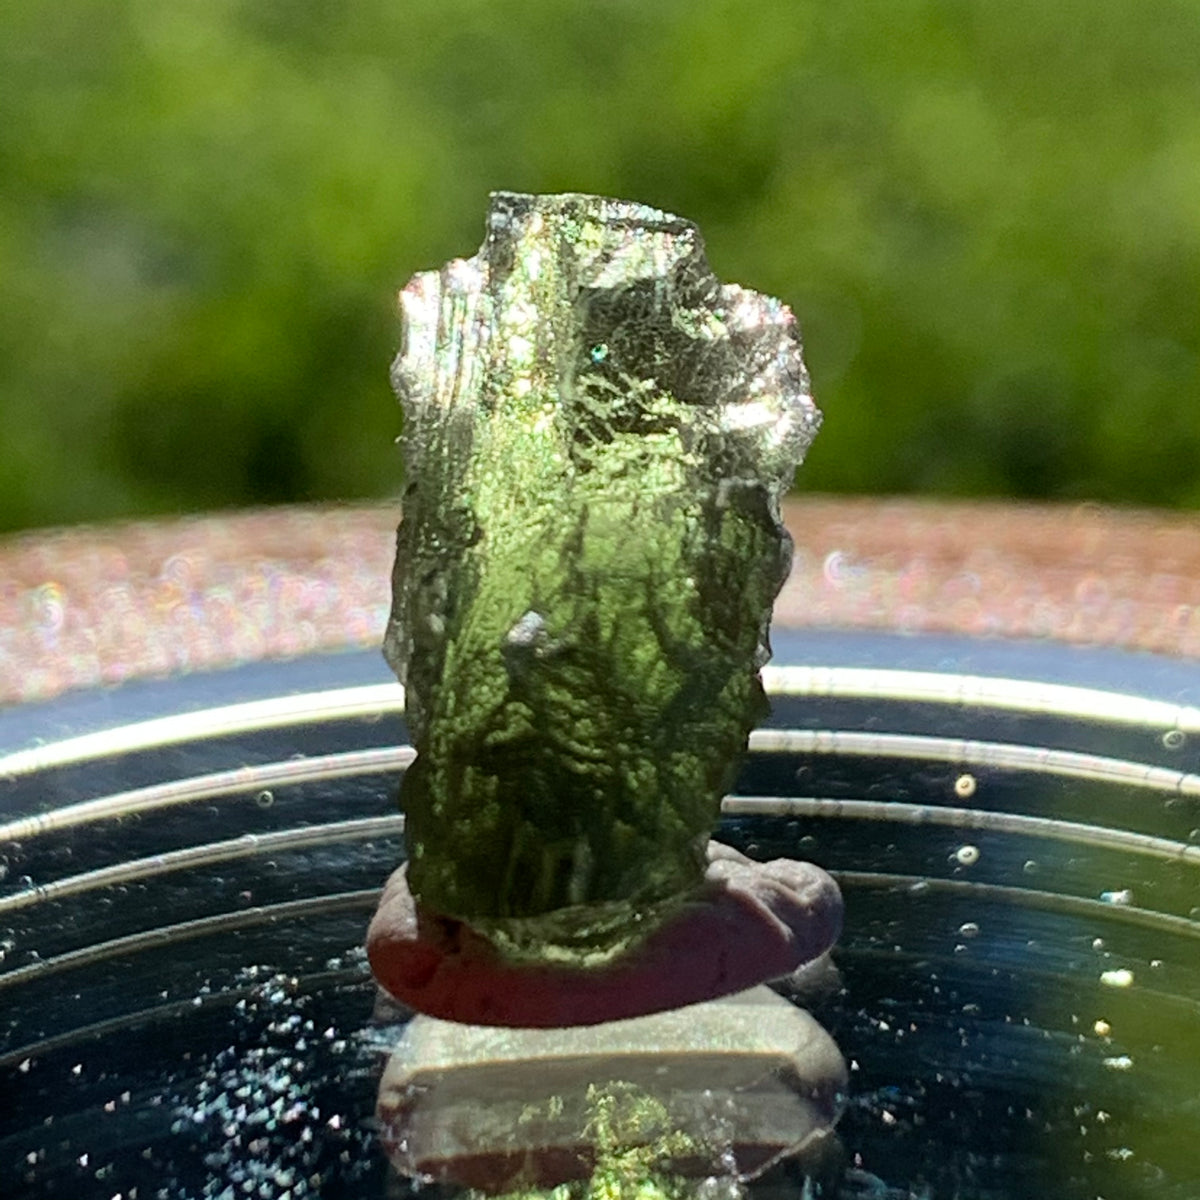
[485,189,696,239]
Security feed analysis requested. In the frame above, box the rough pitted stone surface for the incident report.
[384,192,820,963]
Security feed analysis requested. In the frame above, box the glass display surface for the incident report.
[3,615,1198,1198]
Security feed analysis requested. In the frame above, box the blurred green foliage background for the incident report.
[3,0,1200,533]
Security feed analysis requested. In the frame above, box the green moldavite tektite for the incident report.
[385,192,820,962]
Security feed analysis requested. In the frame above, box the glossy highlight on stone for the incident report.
[384,192,820,963]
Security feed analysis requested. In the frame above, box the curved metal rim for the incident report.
[0,745,414,842]
[0,814,406,916]
[3,665,1198,782]
[0,889,379,994]
[752,728,1200,795]
[3,870,1197,1005]
[0,682,406,779]
[4,726,1200,851]
[2,797,1196,927]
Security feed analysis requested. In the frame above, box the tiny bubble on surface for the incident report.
[1100,968,1134,988]
[954,844,980,866]
[255,790,274,808]
[1162,729,1185,750]
[953,773,977,799]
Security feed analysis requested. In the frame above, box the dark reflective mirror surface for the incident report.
[3,624,1199,1198]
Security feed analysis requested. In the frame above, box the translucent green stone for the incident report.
[384,192,819,962]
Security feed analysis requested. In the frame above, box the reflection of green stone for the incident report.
[385,192,819,961]
[482,1082,699,1200]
